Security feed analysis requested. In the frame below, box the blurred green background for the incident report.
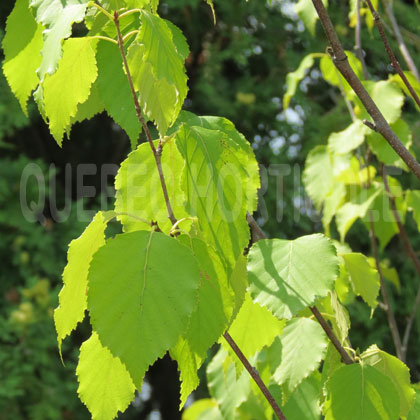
[1,0,420,418]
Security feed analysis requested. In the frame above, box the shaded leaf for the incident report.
[87,230,201,387]
[247,234,339,320]
[324,364,400,420]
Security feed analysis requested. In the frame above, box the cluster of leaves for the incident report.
[4,0,420,419]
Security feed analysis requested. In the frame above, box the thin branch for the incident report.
[246,212,266,242]
[223,332,287,420]
[365,0,420,110]
[246,213,355,365]
[310,0,420,181]
[355,0,369,79]
[380,0,420,82]
[368,210,403,360]
[310,306,354,364]
[382,166,420,361]
[113,11,177,225]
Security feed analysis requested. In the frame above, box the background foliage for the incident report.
[1,0,420,418]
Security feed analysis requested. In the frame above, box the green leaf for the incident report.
[76,332,135,420]
[328,120,368,155]
[127,11,188,135]
[87,230,201,387]
[43,37,98,146]
[171,236,233,408]
[282,373,322,420]
[367,119,412,170]
[295,0,328,36]
[407,388,420,420]
[54,211,111,354]
[362,179,405,251]
[273,318,327,394]
[2,0,43,115]
[317,292,350,344]
[175,112,260,213]
[224,292,285,372]
[70,82,105,125]
[283,54,315,109]
[406,189,420,231]
[30,0,89,81]
[361,345,415,418]
[96,41,141,148]
[342,252,380,309]
[115,137,188,234]
[303,145,333,210]
[175,123,251,274]
[207,347,251,420]
[358,80,404,124]
[247,234,339,320]
[335,185,381,240]
[182,399,223,420]
[322,183,346,234]
[324,364,400,420]
[320,51,364,93]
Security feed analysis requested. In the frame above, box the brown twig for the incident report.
[311,0,420,181]
[365,0,420,110]
[382,166,420,361]
[368,211,403,360]
[113,11,177,225]
[310,306,354,364]
[380,0,420,82]
[223,332,287,420]
[246,213,355,365]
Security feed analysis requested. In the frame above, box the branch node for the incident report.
[363,119,377,131]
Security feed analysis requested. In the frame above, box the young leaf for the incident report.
[87,230,201,387]
[294,0,328,36]
[335,185,381,240]
[43,37,98,146]
[207,347,251,420]
[328,120,368,155]
[30,0,89,81]
[357,80,404,124]
[247,234,339,320]
[95,41,141,148]
[273,318,327,395]
[283,54,316,109]
[182,399,223,420]
[127,11,188,135]
[115,137,188,234]
[76,332,135,420]
[341,252,380,309]
[224,292,285,373]
[367,119,412,170]
[324,364,400,420]
[3,0,43,115]
[303,145,333,210]
[54,211,111,354]
[361,345,415,418]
